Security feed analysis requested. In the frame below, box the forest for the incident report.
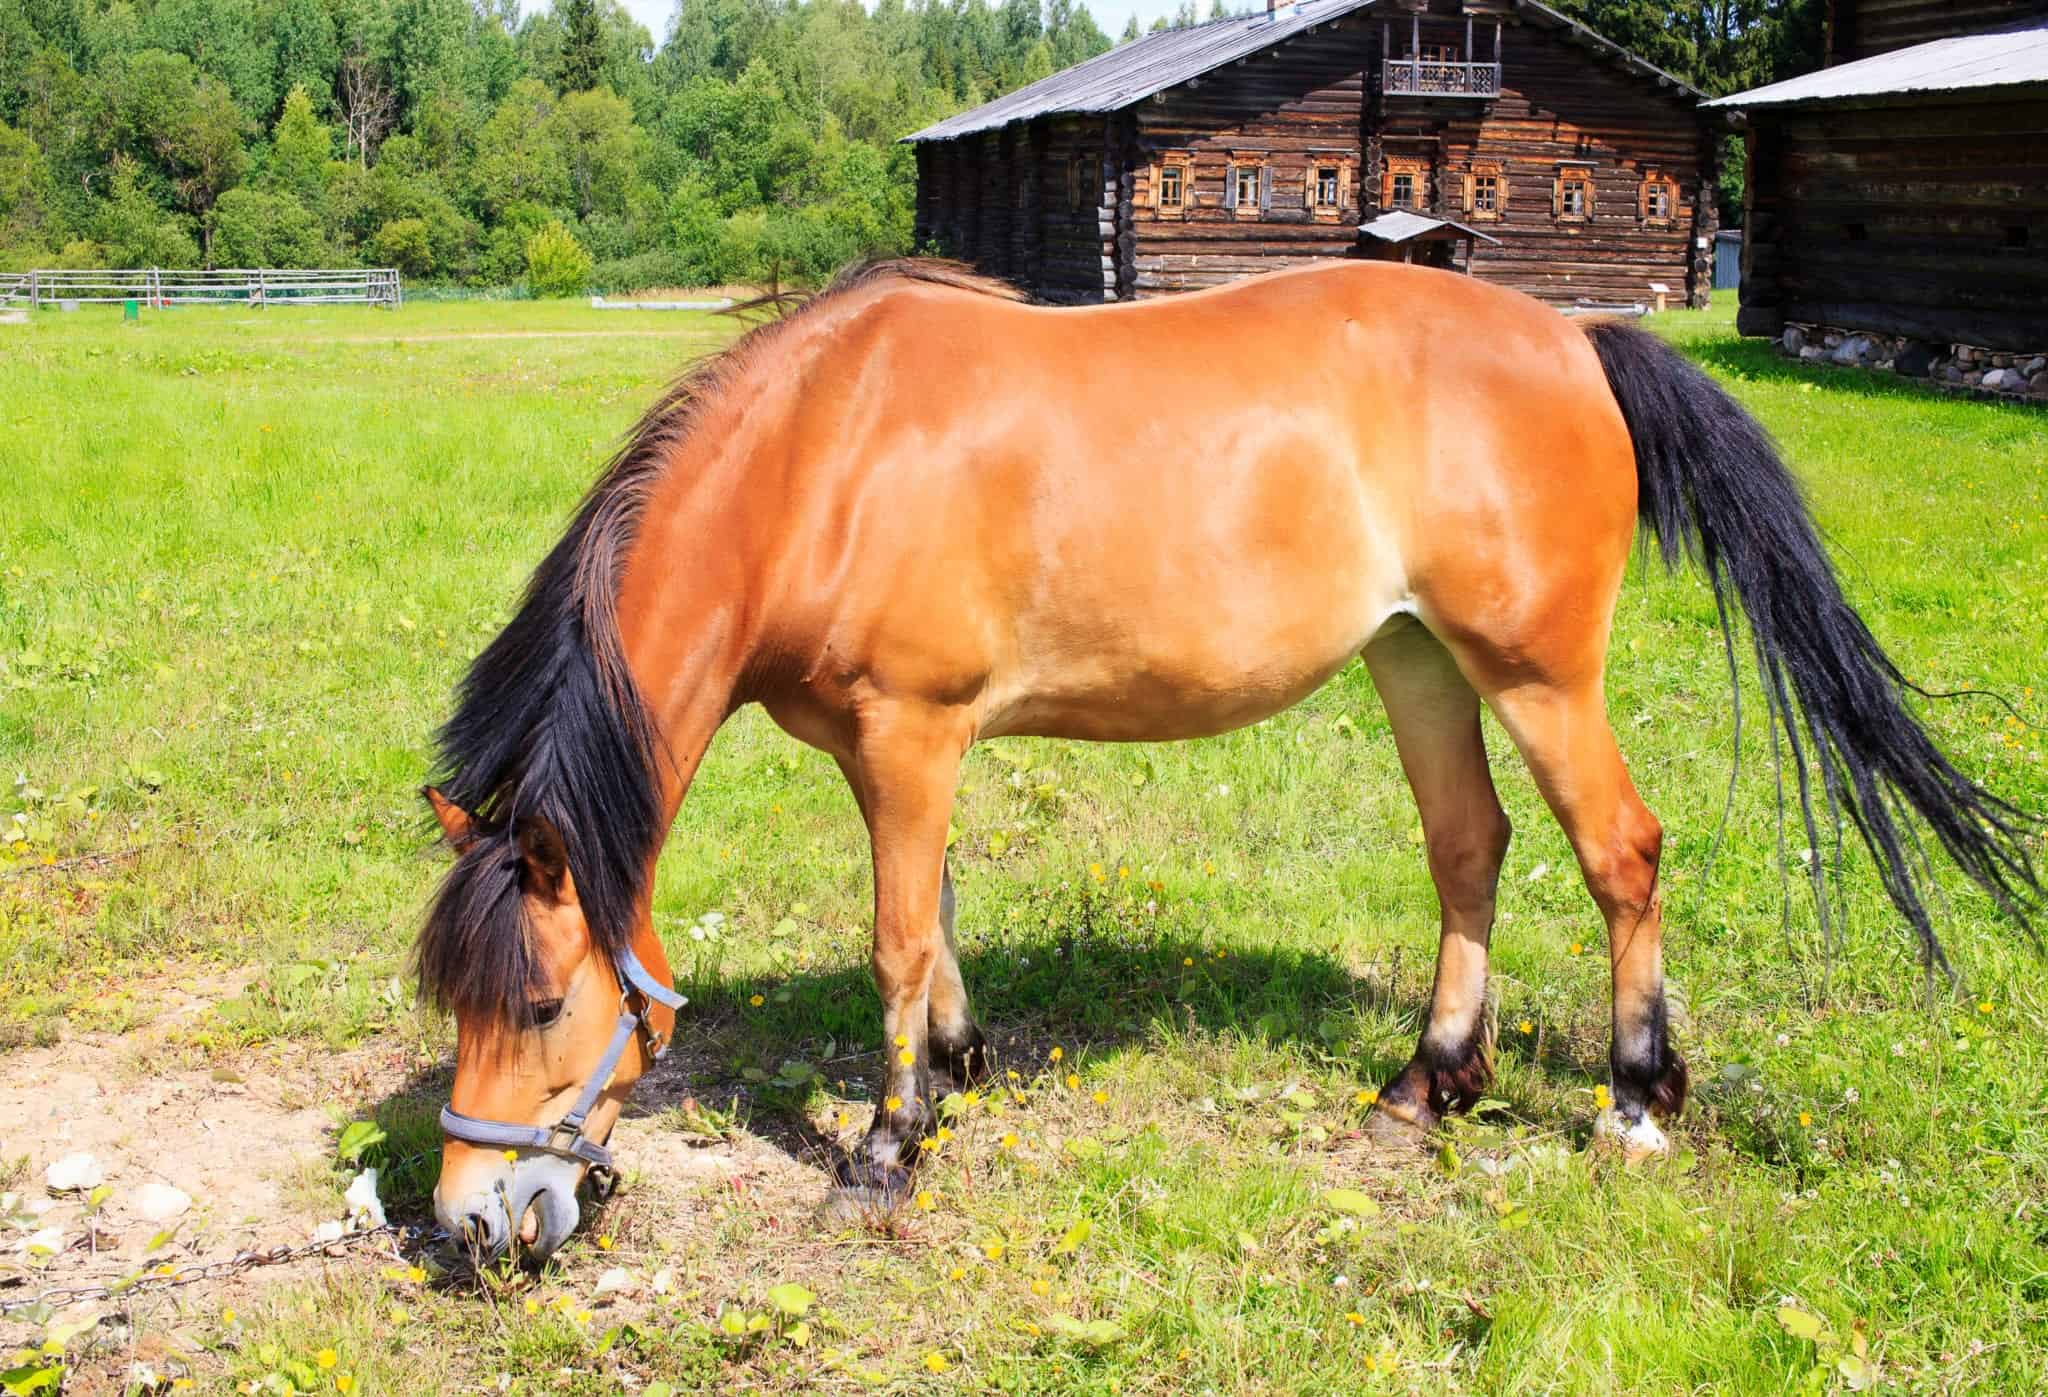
[0,0,1821,292]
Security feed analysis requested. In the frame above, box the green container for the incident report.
[123,298,139,321]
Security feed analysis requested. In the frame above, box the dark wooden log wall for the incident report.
[1736,94,2048,350]
[1372,16,1710,306]
[1131,17,1373,295]
[1828,0,2048,62]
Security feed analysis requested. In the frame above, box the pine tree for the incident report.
[560,0,605,93]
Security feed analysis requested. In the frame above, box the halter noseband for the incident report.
[438,944,684,1172]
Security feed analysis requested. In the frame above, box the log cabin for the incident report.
[903,0,1713,308]
[1708,1,2048,358]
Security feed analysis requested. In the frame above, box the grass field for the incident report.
[2,293,2045,1394]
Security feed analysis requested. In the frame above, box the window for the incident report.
[1417,41,1462,63]
[1556,168,1591,221]
[1232,163,1261,212]
[1383,158,1427,211]
[1157,161,1186,212]
[1465,161,1504,220]
[1313,165,1341,211]
[1638,171,1677,224]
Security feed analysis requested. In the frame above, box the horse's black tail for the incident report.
[1584,319,2039,975]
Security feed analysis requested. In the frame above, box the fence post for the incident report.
[28,269,38,310]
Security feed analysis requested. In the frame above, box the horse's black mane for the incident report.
[414,259,1021,1025]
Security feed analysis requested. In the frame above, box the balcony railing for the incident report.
[1383,58,1501,98]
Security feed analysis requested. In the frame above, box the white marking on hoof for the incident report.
[1593,1108,1669,1163]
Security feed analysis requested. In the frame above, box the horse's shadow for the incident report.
[348,928,1607,1227]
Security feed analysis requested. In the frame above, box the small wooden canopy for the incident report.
[1356,211,1501,271]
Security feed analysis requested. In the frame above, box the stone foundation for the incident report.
[1776,324,2048,402]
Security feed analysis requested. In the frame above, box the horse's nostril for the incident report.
[460,1211,494,1246]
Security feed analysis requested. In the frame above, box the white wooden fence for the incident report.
[0,268,401,309]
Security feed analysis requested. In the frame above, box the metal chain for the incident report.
[0,1223,439,1319]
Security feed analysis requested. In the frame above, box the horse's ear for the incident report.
[515,815,570,902]
[422,786,479,851]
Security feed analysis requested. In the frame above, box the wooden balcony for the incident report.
[1382,58,1501,98]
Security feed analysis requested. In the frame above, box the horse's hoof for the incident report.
[815,1185,907,1231]
[1363,1103,1436,1151]
[1592,1108,1670,1163]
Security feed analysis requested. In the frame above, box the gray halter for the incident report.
[438,945,684,1171]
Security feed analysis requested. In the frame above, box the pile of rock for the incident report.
[1776,324,2047,401]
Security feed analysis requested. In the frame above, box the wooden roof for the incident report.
[904,0,1700,144]
[1708,13,2048,108]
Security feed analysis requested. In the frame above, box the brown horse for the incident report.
[416,259,2036,1261]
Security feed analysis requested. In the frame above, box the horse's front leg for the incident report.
[926,863,990,1093]
[831,708,970,1208]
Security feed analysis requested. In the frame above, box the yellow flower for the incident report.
[983,1241,1004,1261]
[576,1309,593,1326]
[1006,1069,1021,1082]
[1354,1089,1377,1106]
[895,1033,910,1047]
[1592,1084,1612,1111]
[1088,862,1105,882]
[524,1298,540,1315]
[1799,1111,1813,1128]
[1065,1074,1080,1090]
[1346,1311,1366,1327]
[749,994,764,1007]
[222,1309,236,1325]
[405,1265,426,1284]
[1569,942,1585,956]
[1518,1019,1534,1034]
[1117,865,1130,880]
[916,1190,935,1211]
[948,1266,966,1281]
[1091,1090,1108,1105]
[1049,1046,1064,1063]
[317,1349,338,1370]
[1978,1001,1993,1014]
[596,1234,614,1251]
[503,1149,519,1163]
[1204,860,1217,874]
[899,1048,916,1066]
[925,1352,950,1374]
[389,1306,408,1325]
[1215,949,1226,960]
[1183,957,1194,967]
[1031,1279,1050,1296]
[920,1137,939,1152]
[336,1378,355,1395]
[835,1110,848,1129]
[936,1127,954,1142]
[963,1091,981,1107]
[1000,1132,1019,1150]
[886,1095,903,1112]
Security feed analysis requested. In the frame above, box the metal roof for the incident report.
[904,0,1700,143]
[1706,14,2048,109]
[1358,210,1502,243]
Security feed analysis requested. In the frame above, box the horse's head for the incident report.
[419,787,678,1264]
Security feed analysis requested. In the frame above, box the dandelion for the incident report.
[1031,1279,1050,1296]
[983,1242,1005,1261]
[1345,1312,1366,1327]
[1092,1090,1108,1105]
[920,1138,939,1152]
[1569,942,1584,956]
[1006,1069,1021,1082]
[886,1095,903,1112]
[749,994,764,1007]
[316,1349,338,1370]
[1183,957,1194,967]
[925,1352,950,1374]
[1354,1089,1377,1106]
[963,1091,981,1107]
[1050,1046,1064,1063]
[937,1127,954,1142]
[1518,1019,1534,1035]
[336,1378,355,1394]
[596,1234,614,1251]
[948,1266,966,1281]
[899,1049,916,1066]
[1204,860,1217,874]
[502,1149,519,1163]
[896,1033,910,1047]
[405,1266,426,1284]
[836,1109,849,1129]
[222,1309,237,1326]
[524,1298,540,1315]
[916,1191,935,1211]
[1799,1111,1813,1128]
[1001,1132,1019,1150]
[1088,862,1105,882]
[1592,1084,1611,1110]
[1118,866,1130,880]
[575,1309,593,1327]
[1978,1001,1994,1015]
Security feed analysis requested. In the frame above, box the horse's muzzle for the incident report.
[435,1153,584,1264]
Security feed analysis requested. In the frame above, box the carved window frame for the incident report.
[1308,159,1351,220]
[1639,169,1678,227]
[1382,156,1428,212]
[1464,160,1504,221]
[1151,156,1191,218]
[1225,156,1269,221]
[1554,166,1593,223]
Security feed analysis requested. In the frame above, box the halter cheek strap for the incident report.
[439,945,685,1171]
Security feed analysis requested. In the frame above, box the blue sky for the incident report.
[526,0,1191,49]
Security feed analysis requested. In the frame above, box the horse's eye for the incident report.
[529,999,565,1029]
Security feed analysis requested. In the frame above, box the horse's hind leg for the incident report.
[1485,676,1687,1158]
[1362,619,1512,1139]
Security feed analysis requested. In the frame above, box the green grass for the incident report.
[2,294,2045,1393]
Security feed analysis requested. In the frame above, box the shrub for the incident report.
[207,188,325,267]
[523,219,592,298]
[372,218,435,277]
